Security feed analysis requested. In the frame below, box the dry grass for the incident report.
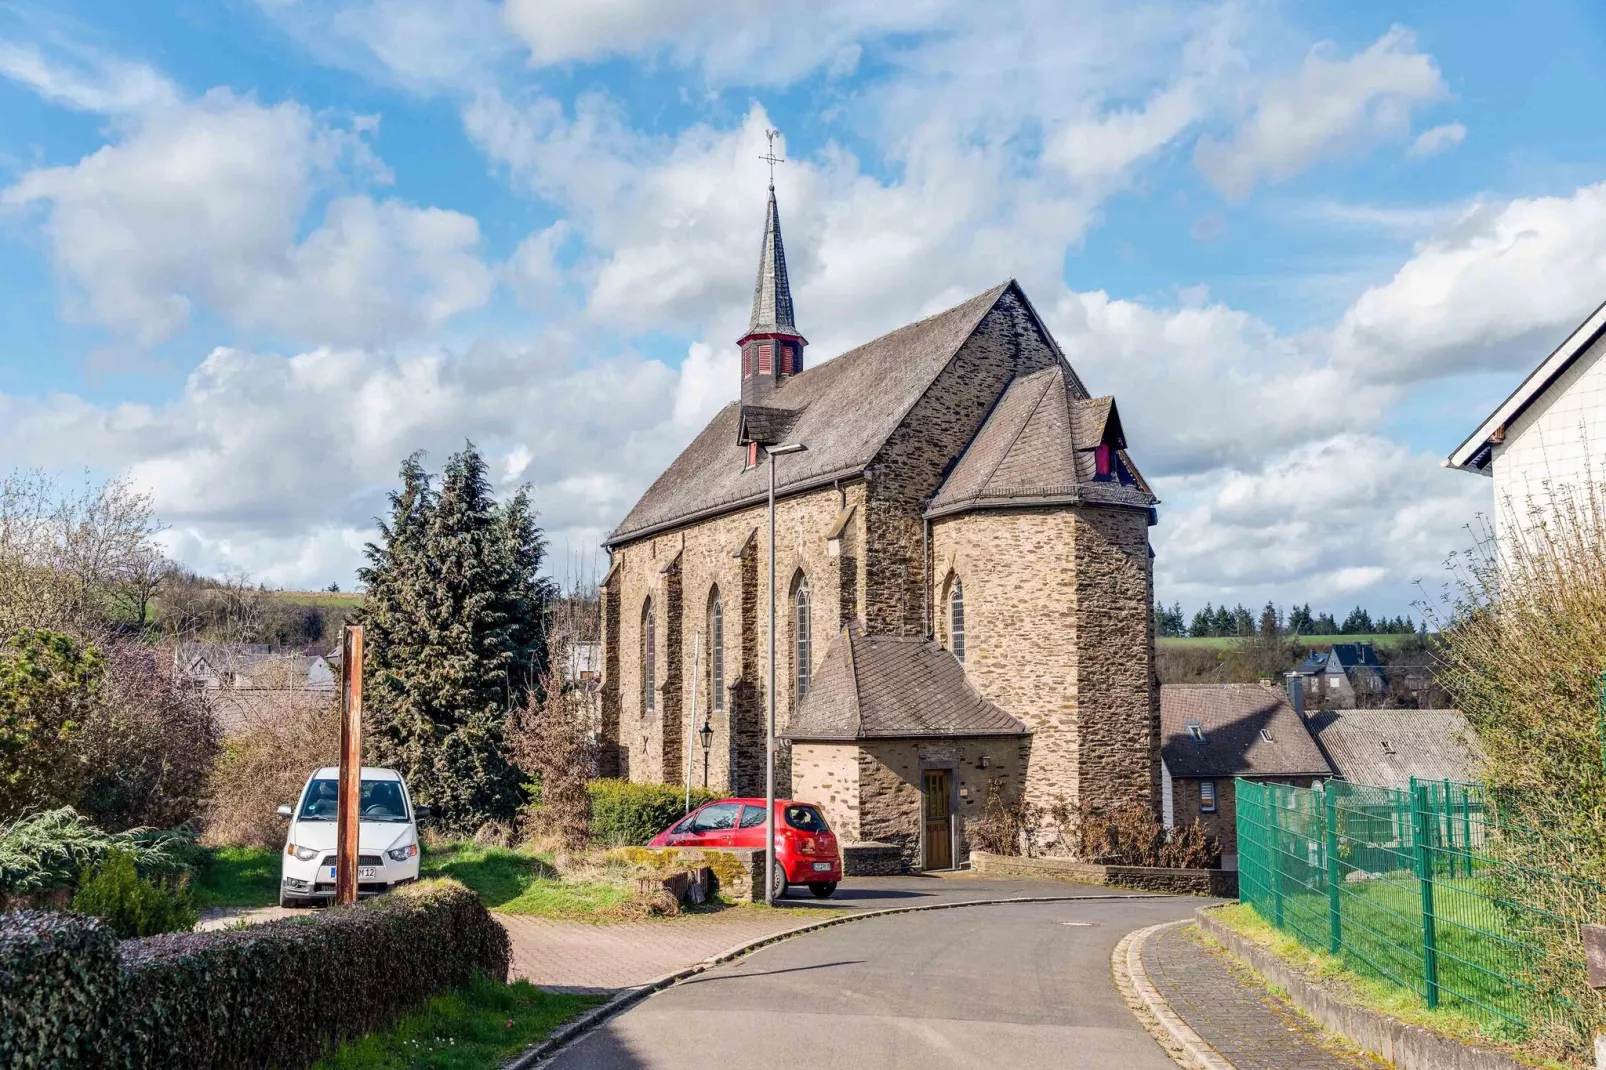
[203,697,340,848]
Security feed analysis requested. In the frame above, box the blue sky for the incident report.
[2,0,1604,619]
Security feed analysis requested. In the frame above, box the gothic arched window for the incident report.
[642,598,656,714]
[793,574,812,700]
[709,589,725,713]
[949,578,966,664]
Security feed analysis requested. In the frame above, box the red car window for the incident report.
[737,805,767,829]
[669,813,697,835]
[690,803,740,832]
[785,805,829,832]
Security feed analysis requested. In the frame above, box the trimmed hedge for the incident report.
[0,909,121,1067]
[588,779,717,847]
[0,878,509,1069]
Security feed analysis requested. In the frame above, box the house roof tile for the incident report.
[1306,708,1483,788]
[1161,684,1332,778]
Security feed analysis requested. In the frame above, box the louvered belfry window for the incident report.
[758,342,773,374]
[743,345,753,379]
[950,579,966,663]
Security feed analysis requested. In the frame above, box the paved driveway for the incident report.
[545,896,1204,1069]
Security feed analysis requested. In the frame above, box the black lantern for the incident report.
[698,719,714,787]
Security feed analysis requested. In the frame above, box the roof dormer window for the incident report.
[1187,720,1205,744]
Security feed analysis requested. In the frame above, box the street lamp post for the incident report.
[699,718,713,788]
[764,441,807,905]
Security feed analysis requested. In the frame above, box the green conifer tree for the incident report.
[358,446,553,835]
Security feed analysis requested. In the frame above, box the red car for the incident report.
[648,797,841,898]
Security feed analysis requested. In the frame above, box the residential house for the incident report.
[1161,684,1333,870]
[599,181,1161,873]
[1288,643,1386,708]
[1447,296,1606,547]
[174,642,336,733]
[1305,707,1482,789]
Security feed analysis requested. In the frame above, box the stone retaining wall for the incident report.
[609,846,765,902]
[970,850,1236,897]
[842,842,905,876]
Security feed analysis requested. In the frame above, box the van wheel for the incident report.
[808,882,837,899]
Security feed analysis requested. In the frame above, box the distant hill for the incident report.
[1158,633,1424,652]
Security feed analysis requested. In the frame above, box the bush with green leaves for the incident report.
[0,807,196,901]
[71,849,197,938]
[587,779,717,846]
[0,628,102,818]
[1,879,508,1069]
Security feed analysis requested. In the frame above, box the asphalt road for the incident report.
[544,896,1202,1069]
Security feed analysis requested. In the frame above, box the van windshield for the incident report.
[298,779,410,822]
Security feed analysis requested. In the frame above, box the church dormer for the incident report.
[739,180,807,406]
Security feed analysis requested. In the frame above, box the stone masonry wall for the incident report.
[863,292,1059,637]
[602,481,868,794]
[598,569,623,778]
[1071,506,1159,814]
[859,736,1030,870]
[930,509,1080,816]
[790,741,861,842]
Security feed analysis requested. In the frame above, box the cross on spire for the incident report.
[760,128,784,190]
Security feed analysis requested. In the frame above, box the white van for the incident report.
[277,766,427,907]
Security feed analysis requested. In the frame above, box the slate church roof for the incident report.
[744,187,799,339]
[1160,684,1332,778]
[927,364,1156,517]
[783,623,1026,741]
[608,281,1015,544]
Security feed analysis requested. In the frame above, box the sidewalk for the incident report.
[1138,922,1387,1070]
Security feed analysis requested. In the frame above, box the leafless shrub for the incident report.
[509,635,597,851]
[970,778,1038,856]
[1422,471,1606,1058]
[202,696,340,848]
[76,645,219,831]
[1072,801,1220,869]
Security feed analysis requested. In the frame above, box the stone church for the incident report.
[598,183,1160,872]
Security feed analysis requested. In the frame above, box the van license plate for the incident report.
[812,862,833,872]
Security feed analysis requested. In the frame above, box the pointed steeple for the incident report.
[747,186,796,336]
[737,182,807,406]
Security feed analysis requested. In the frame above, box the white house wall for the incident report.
[1493,328,1606,547]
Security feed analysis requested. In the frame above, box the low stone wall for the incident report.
[970,851,1237,897]
[842,842,906,876]
[1195,906,1529,1070]
[609,847,765,902]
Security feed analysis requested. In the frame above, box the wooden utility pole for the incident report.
[335,625,364,906]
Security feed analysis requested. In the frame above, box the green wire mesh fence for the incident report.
[1236,776,1601,1042]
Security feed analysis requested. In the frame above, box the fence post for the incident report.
[1325,781,1342,954]
[1268,786,1284,928]
[1411,780,1440,1008]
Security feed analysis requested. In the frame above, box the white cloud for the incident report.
[3,88,490,346]
[252,0,513,91]
[0,38,178,114]
[1331,183,1606,383]
[1408,121,1466,159]
[1153,434,1485,612]
[1195,26,1449,199]
[500,0,952,86]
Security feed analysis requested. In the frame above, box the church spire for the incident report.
[739,130,806,406]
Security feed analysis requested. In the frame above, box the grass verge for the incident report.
[1207,903,1563,1069]
[192,845,282,908]
[312,974,601,1070]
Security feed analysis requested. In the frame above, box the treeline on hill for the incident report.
[1152,600,1419,639]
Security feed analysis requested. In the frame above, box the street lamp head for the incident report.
[767,442,807,456]
[699,719,714,752]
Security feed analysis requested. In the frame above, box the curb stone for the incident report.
[1111,920,1238,1070]
[503,891,1186,1068]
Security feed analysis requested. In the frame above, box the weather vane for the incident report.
[760,128,784,189]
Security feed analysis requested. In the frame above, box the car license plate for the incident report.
[812,862,833,872]
[325,866,380,880]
